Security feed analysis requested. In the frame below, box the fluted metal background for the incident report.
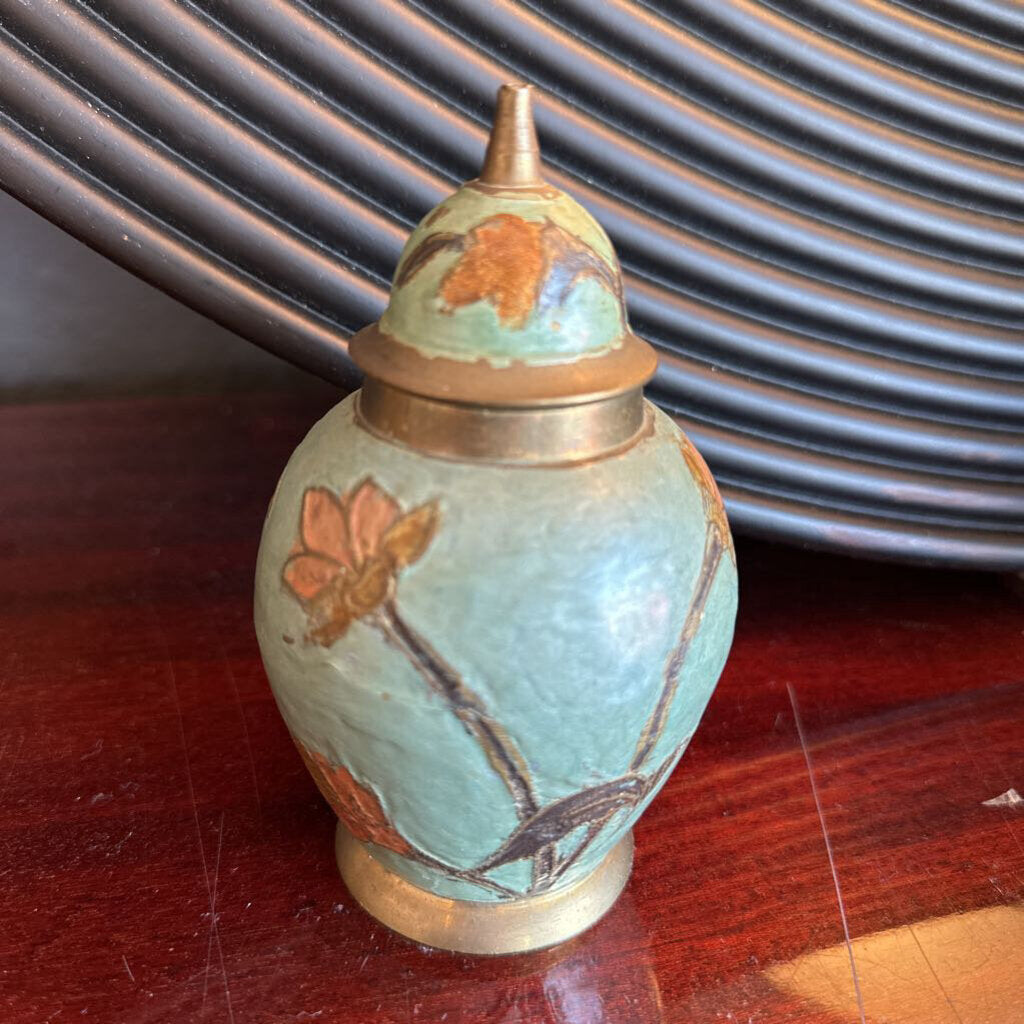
[1,1,1022,567]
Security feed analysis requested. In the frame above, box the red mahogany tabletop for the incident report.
[2,391,1022,1024]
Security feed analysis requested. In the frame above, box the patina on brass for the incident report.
[336,823,633,956]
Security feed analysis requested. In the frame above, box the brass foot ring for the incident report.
[335,824,633,955]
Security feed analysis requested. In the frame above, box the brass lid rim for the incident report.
[356,378,652,466]
[349,323,658,408]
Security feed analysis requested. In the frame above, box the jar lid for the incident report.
[350,83,657,408]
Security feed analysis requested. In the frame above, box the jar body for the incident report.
[254,393,736,902]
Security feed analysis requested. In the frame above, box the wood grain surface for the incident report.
[1,392,1021,1024]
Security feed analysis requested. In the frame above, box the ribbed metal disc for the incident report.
[1,1,1021,567]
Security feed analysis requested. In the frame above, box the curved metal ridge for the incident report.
[766,0,1024,105]
[723,487,1024,570]
[677,418,1024,527]
[0,0,1021,567]
[521,0,1024,272]
[435,0,1024,206]
[896,1,1024,52]
[643,0,1024,163]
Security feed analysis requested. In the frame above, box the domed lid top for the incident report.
[350,84,656,406]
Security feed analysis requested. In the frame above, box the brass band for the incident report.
[357,377,651,465]
[349,324,658,408]
[336,823,633,955]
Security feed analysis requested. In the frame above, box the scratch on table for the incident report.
[223,654,263,821]
[194,573,264,824]
[787,683,867,1024]
[110,830,134,857]
[161,634,236,1024]
[80,738,104,760]
[906,923,963,1024]
[121,955,136,984]
[201,812,228,1016]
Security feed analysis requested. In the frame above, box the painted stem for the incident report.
[631,526,725,772]
[546,818,607,889]
[375,600,557,888]
[546,745,680,889]
[546,526,725,885]
[412,851,518,898]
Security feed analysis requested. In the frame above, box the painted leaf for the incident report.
[296,742,413,857]
[394,232,463,288]
[440,214,545,328]
[679,437,718,505]
[536,221,623,317]
[282,553,342,601]
[348,478,400,566]
[301,488,354,569]
[308,604,355,648]
[344,557,395,619]
[679,437,733,563]
[380,501,440,569]
[475,775,648,872]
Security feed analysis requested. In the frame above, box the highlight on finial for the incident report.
[478,83,544,188]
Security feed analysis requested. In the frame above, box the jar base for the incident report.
[335,823,633,955]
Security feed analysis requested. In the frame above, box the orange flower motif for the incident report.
[436,215,623,330]
[296,742,413,856]
[440,214,545,328]
[282,477,439,646]
[394,214,624,333]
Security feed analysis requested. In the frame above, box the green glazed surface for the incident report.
[379,185,627,366]
[254,395,737,902]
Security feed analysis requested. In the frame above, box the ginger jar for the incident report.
[254,84,737,954]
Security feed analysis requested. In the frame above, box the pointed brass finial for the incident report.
[478,83,544,188]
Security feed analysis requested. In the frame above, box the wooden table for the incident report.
[2,392,1022,1024]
